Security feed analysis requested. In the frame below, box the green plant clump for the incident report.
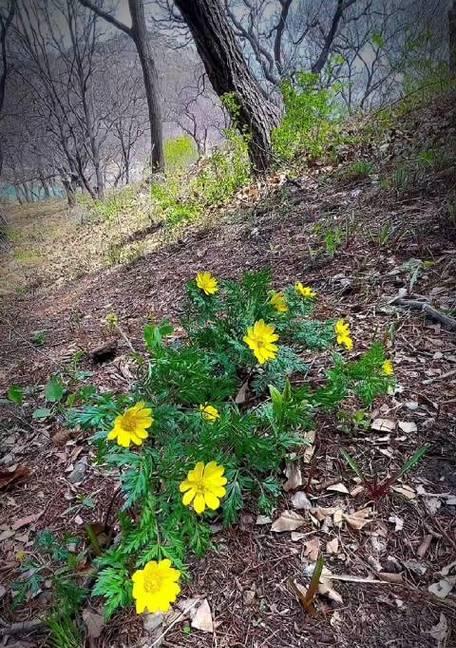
[272,72,339,162]
[151,129,250,226]
[67,270,393,617]
[164,135,198,171]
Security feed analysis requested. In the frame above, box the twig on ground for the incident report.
[150,599,200,647]
[390,298,456,331]
[423,368,456,385]
[0,619,46,637]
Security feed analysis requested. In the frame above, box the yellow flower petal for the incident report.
[204,492,220,510]
[193,493,206,514]
[182,488,196,506]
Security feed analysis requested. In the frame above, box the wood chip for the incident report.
[271,510,306,533]
[191,599,213,633]
[327,482,349,495]
[343,508,372,530]
[371,418,396,432]
[12,511,43,530]
[283,462,303,491]
[326,537,339,554]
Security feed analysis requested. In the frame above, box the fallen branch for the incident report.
[423,368,456,385]
[0,619,46,637]
[391,298,456,331]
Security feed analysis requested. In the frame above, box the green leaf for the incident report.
[33,407,52,420]
[45,376,64,403]
[7,385,23,405]
[341,449,364,481]
[144,320,173,352]
[371,32,385,48]
[397,446,428,478]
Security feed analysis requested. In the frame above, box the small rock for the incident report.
[143,613,164,633]
[68,457,88,484]
[291,491,311,510]
[403,559,427,576]
[243,588,256,606]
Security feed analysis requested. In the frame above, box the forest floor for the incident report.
[0,91,456,648]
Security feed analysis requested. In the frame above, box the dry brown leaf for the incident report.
[371,418,396,432]
[12,510,44,530]
[417,534,433,559]
[428,613,449,648]
[255,514,272,526]
[314,506,339,522]
[82,608,105,639]
[271,510,306,533]
[350,485,364,497]
[398,421,417,434]
[234,380,249,405]
[392,484,416,500]
[428,576,456,599]
[319,578,344,604]
[304,537,320,561]
[343,508,372,531]
[0,465,30,490]
[283,462,303,491]
[291,491,311,510]
[326,537,339,554]
[327,482,349,495]
[333,509,344,527]
[303,430,316,463]
[191,599,213,633]
[388,515,404,531]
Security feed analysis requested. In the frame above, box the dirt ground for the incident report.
[1,93,455,647]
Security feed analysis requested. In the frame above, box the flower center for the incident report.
[192,476,206,495]
[143,572,163,594]
[255,338,265,349]
[121,411,138,432]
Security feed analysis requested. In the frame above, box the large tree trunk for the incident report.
[129,0,164,173]
[450,1,456,78]
[173,0,279,173]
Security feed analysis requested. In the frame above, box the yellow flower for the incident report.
[243,319,279,365]
[199,404,220,423]
[132,559,181,614]
[107,401,153,448]
[335,319,353,351]
[196,271,218,295]
[179,461,227,514]
[382,359,394,376]
[105,312,118,329]
[270,291,288,313]
[295,282,316,298]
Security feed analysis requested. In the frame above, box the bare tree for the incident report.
[450,1,456,77]
[0,0,16,174]
[13,0,109,202]
[173,0,280,172]
[168,67,227,156]
[79,0,164,172]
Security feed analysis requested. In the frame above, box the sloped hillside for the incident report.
[0,91,455,648]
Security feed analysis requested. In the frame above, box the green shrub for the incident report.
[272,72,339,162]
[151,130,250,226]
[343,160,374,180]
[164,135,198,171]
[66,270,393,617]
[91,185,137,221]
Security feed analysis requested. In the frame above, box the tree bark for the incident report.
[173,0,279,173]
[78,0,164,172]
[450,1,456,77]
